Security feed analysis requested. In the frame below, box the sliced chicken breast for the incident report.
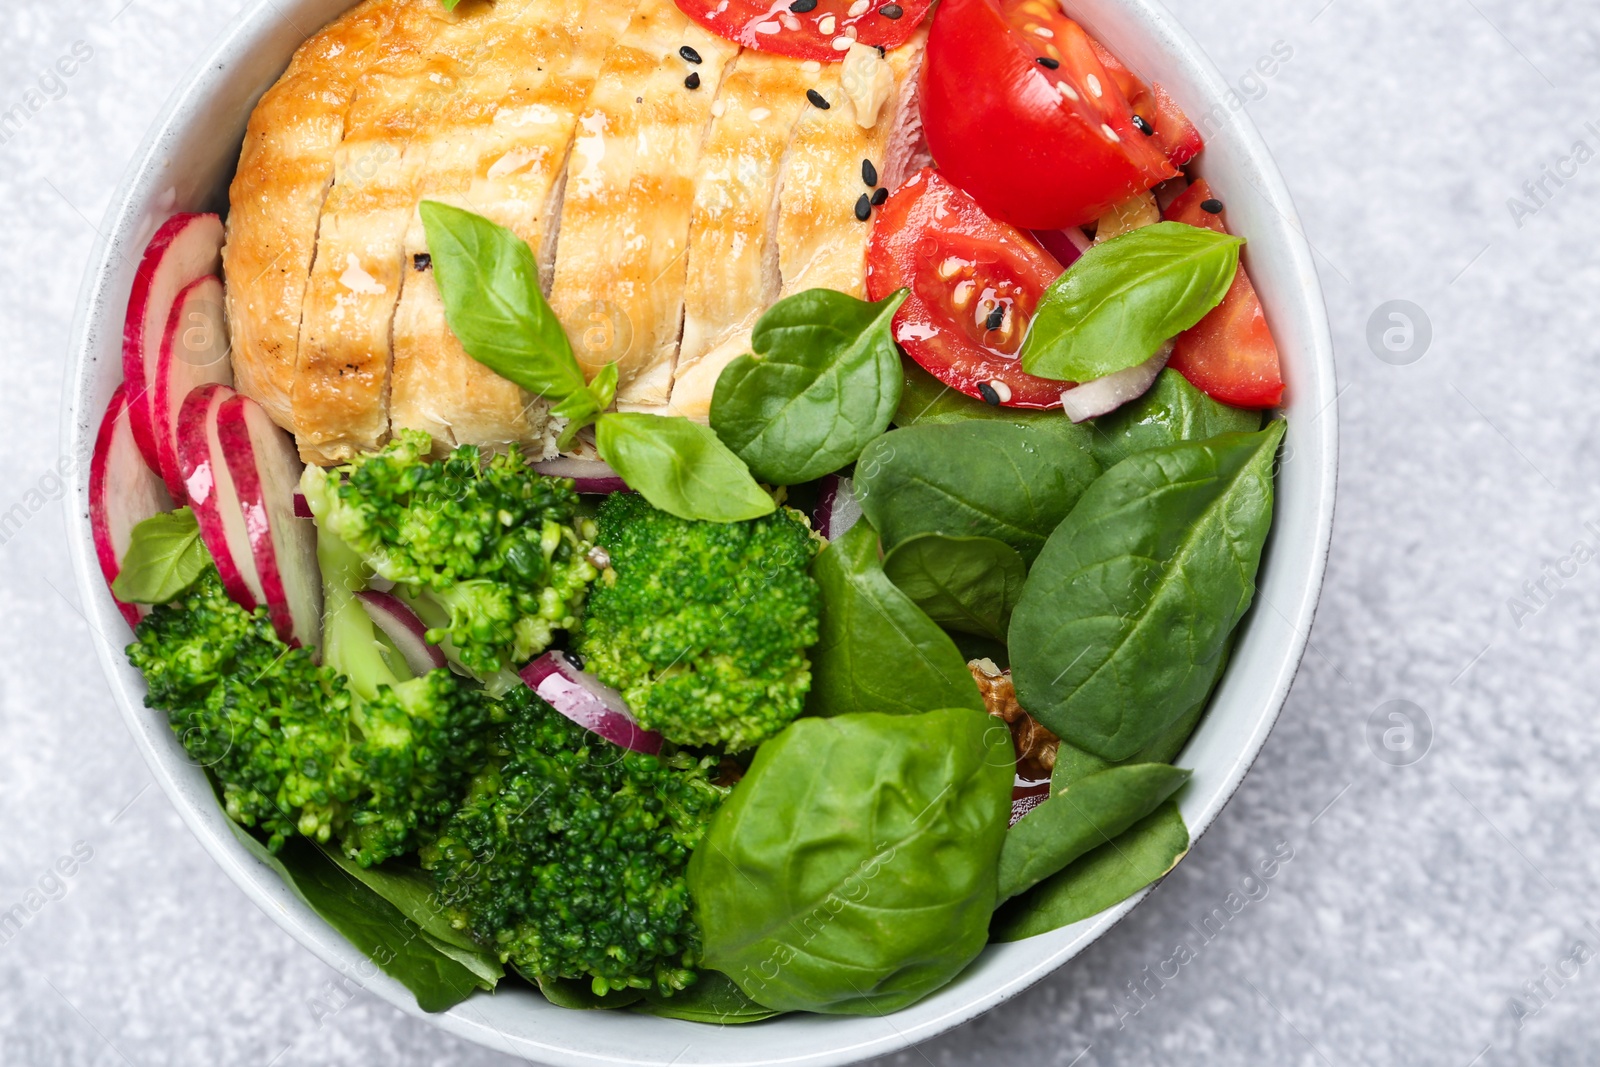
[777,31,927,299]
[548,0,740,409]
[668,50,819,421]
[222,0,400,434]
[389,0,634,456]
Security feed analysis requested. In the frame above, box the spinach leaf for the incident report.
[690,708,1014,1014]
[1010,422,1284,760]
[882,534,1027,641]
[534,974,645,1010]
[854,422,1099,564]
[1021,223,1243,382]
[111,508,208,604]
[992,801,1189,941]
[634,970,783,1024]
[226,824,490,1012]
[712,289,907,484]
[807,522,984,717]
[893,358,1076,434]
[1087,369,1263,468]
[420,201,586,402]
[595,412,775,523]
[997,764,1189,902]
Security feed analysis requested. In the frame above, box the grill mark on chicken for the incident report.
[668,49,818,421]
[548,0,740,409]
[388,0,632,456]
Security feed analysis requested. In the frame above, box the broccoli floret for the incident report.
[302,430,599,678]
[577,493,821,751]
[422,688,725,995]
[130,567,500,865]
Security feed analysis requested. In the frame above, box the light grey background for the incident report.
[2,0,1595,1063]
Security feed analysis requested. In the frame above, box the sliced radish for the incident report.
[153,276,232,501]
[1059,344,1172,424]
[216,394,323,650]
[532,456,629,495]
[814,474,862,541]
[519,652,663,755]
[1031,226,1091,270]
[177,383,260,610]
[121,213,224,471]
[90,384,175,626]
[357,590,446,675]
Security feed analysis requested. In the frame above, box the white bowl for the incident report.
[62,2,1337,1063]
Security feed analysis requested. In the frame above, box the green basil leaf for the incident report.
[894,358,1076,433]
[316,847,498,973]
[534,974,645,1010]
[854,422,1101,564]
[991,801,1189,941]
[594,412,775,523]
[998,764,1189,902]
[691,708,1014,1014]
[634,970,783,1024]
[1021,222,1243,382]
[1010,422,1284,760]
[807,522,984,718]
[882,534,1027,641]
[111,507,209,604]
[225,825,489,1012]
[711,288,907,484]
[1087,369,1263,468]
[419,200,588,403]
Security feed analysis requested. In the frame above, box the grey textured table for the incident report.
[3,0,1595,1063]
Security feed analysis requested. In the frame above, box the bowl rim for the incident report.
[61,1,1337,1063]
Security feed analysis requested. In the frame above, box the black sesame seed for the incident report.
[1036,56,1059,69]
[879,3,904,16]
[854,193,872,221]
[877,44,886,57]
[790,0,817,11]
[1131,113,1154,136]
[1201,198,1225,214]
[685,71,701,89]
[679,45,702,63]
[807,88,831,109]
[871,187,888,206]
[862,159,878,187]
[977,382,1001,406]
[412,252,431,271]
[984,306,1004,331]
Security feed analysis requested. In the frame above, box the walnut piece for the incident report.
[968,660,1059,782]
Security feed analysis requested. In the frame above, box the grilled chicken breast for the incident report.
[389,0,633,454]
[547,0,739,409]
[225,0,927,459]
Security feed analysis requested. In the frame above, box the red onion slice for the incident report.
[1031,226,1092,270]
[357,590,447,675]
[1010,778,1052,827]
[814,474,863,541]
[532,456,629,494]
[519,651,663,755]
[292,491,312,518]
[1058,345,1172,424]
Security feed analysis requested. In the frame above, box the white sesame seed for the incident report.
[802,59,822,72]
[1086,73,1102,97]
[711,99,724,117]
[988,379,1013,403]
[818,13,836,33]
[832,34,854,50]
[848,0,870,15]
[1057,81,1079,102]
[750,107,771,121]
[1101,123,1120,141]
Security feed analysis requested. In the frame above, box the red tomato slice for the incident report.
[1089,40,1204,168]
[1163,180,1283,408]
[867,168,1068,409]
[919,0,1177,230]
[673,0,932,62]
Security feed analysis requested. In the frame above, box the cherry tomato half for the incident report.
[1163,180,1283,408]
[867,168,1068,409]
[919,0,1177,230]
[673,0,932,63]
[1088,38,1204,169]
